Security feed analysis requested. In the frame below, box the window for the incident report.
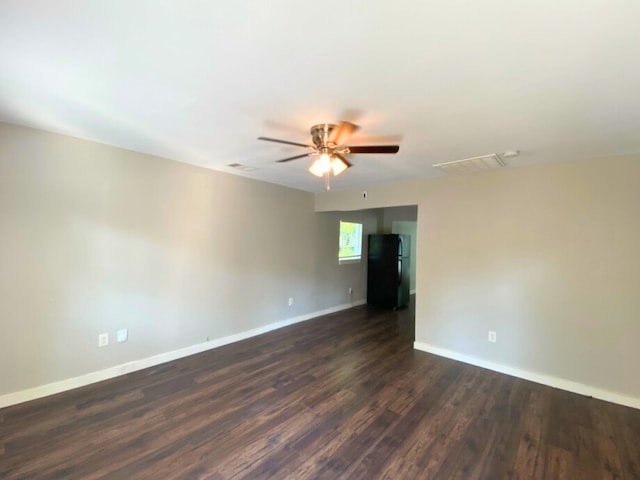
[338,221,363,264]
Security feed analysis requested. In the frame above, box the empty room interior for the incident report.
[1,1,639,478]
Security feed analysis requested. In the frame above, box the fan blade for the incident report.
[276,153,314,163]
[334,153,353,168]
[328,121,360,146]
[347,145,399,154]
[258,136,312,148]
[348,134,403,144]
[338,109,362,124]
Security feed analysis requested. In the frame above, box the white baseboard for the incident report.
[413,341,640,410]
[0,300,366,409]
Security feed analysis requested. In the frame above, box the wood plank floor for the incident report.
[1,300,639,479]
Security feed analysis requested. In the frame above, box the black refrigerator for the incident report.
[367,234,411,309]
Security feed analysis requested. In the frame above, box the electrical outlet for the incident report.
[117,329,128,343]
[488,331,497,343]
[288,297,294,306]
[348,287,353,295]
[98,333,109,347]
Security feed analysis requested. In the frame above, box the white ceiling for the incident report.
[1,1,639,193]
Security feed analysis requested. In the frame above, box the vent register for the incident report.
[227,163,256,171]
[432,151,520,175]
[432,154,505,174]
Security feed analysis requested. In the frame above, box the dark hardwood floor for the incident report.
[1,300,639,479]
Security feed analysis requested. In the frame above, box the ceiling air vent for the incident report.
[432,154,505,175]
[227,163,256,171]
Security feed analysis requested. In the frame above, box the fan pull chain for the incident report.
[324,172,331,190]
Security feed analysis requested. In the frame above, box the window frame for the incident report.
[338,220,363,265]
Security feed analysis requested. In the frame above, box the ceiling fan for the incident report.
[258,121,400,190]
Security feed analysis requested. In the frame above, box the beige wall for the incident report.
[380,205,418,233]
[3,120,638,405]
[316,156,640,402]
[0,123,377,397]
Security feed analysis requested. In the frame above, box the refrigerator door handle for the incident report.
[398,259,402,285]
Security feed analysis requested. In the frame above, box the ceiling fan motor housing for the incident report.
[310,124,337,148]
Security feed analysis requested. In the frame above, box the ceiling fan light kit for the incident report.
[308,152,349,177]
[308,152,331,177]
[258,121,400,190]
